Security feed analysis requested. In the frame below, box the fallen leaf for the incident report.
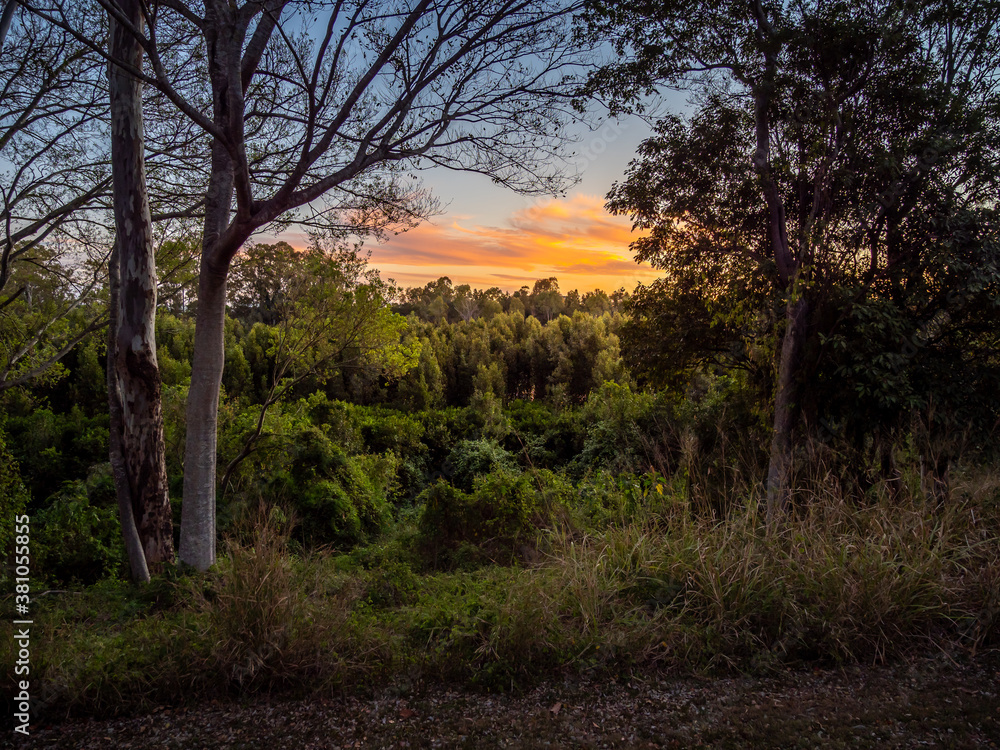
[550,702,563,716]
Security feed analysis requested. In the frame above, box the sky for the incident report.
[363,114,661,294]
[276,112,667,293]
[263,12,693,296]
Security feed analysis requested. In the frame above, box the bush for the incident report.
[503,399,585,469]
[3,406,109,503]
[444,438,518,492]
[266,427,395,548]
[417,469,572,567]
[32,465,125,585]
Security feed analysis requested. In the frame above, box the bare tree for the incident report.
[26,0,591,569]
[0,1,205,393]
[0,3,112,390]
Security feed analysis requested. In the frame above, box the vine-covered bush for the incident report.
[261,427,396,548]
[417,468,572,567]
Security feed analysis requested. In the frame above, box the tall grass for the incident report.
[480,467,999,673]
[16,467,999,717]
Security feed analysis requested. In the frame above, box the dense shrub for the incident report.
[32,465,124,585]
[503,399,585,469]
[264,427,396,548]
[417,469,573,567]
[3,406,109,504]
[444,438,518,492]
[20,473,1000,717]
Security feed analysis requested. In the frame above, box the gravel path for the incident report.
[12,652,1000,749]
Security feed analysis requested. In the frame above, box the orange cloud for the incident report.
[368,193,657,292]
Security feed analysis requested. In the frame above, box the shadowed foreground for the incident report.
[19,651,1000,749]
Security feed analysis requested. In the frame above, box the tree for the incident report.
[107,0,173,571]
[589,0,1000,520]
[453,284,479,322]
[529,277,564,322]
[4,1,208,579]
[25,0,590,569]
[227,241,299,326]
[1,2,202,393]
[219,238,419,496]
[0,3,112,392]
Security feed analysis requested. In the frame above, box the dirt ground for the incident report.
[12,651,1000,749]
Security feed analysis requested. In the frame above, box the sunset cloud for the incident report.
[367,193,658,292]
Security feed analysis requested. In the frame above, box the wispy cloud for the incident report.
[367,193,657,291]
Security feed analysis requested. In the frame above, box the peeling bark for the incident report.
[107,240,150,583]
[109,0,173,571]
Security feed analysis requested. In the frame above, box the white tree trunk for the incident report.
[179,133,235,570]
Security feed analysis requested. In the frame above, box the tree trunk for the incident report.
[107,240,150,584]
[178,264,227,570]
[109,0,174,571]
[0,1,18,55]
[179,134,235,571]
[766,291,809,524]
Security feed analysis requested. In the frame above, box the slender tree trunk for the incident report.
[178,265,228,569]
[109,0,174,570]
[766,290,809,523]
[107,240,150,584]
[748,11,807,526]
[179,136,235,571]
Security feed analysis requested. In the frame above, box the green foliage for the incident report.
[261,426,395,548]
[816,208,1000,454]
[388,307,629,409]
[156,314,196,387]
[417,469,572,567]
[20,473,1000,715]
[0,427,29,565]
[32,465,124,585]
[444,438,518,492]
[3,405,109,503]
[0,243,105,392]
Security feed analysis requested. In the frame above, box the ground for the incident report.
[15,651,1000,749]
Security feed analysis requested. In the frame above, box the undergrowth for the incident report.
[4,469,998,719]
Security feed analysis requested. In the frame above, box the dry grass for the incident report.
[15,466,999,718]
[481,467,1000,674]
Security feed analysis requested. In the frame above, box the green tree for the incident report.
[529,277,565,322]
[590,0,1000,518]
[228,242,299,326]
[218,239,419,495]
